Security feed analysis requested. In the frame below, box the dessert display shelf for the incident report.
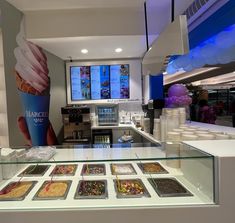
[0,147,214,210]
[0,141,235,223]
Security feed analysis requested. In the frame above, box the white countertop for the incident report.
[91,123,134,129]
[91,121,235,158]
[183,140,235,157]
[189,121,235,134]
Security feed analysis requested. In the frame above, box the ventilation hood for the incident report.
[142,15,189,75]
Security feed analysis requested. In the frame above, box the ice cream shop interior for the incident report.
[1,0,235,223]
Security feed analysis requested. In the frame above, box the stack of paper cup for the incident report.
[181,131,194,135]
[153,119,160,140]
[215,134,229,140]
[153,129,160,140]
[165,142,181,168]
[184,128,196,132]
[172,128,184,133]
[179,107,186,124]
[188,125,199,129]
[140,115,145,130]
[160,115,166,142]
[197,134,215,140]
[195,131,209,135]
[154,118,160,130]
[228,133,235,139]
[167,131,181,141]
[181,134,198,141]
[209,130,222,135]
[143,118,150,133]
[179,126,188,130]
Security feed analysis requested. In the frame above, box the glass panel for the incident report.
[0,142,212,164]
[0,142,215,209]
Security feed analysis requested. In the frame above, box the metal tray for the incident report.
[33,180,72,200]
[49,164,78,176]
[0,181,37,201]
[137,162,168,174]
[18,165,50,177]
[111,163,137,175]
[148,178,193,197]
[74,180,108,199]
[81,164,106,176]
[114,178,150,198]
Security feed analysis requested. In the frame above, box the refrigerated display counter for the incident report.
[0,140,235,223]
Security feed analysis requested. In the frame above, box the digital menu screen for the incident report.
[70,64,129,101]
[91,65,110,99]
[110,64,129,99]
[70,66,91,100]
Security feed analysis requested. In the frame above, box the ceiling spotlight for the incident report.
[115,48,123,53]
[81,49,88,54]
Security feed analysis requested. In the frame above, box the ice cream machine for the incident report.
[61,106,91,144]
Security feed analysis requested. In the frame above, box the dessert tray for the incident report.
[50,164,77,176]
[137,162,168,174]
[0,181,37,201]
[148,178,193,197]
[81,164,106,176]
[74,180,108,199]
[111,163,136,175]
[33,180,72,200]
[114,179,150,198]
[18,165,50,177]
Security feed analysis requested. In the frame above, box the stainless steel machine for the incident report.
[61,106,91,144]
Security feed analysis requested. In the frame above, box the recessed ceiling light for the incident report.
[115,48,123,53]
[81,49,88,54]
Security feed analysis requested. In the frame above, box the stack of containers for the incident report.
[160,115,166,141]
[197,134,215,140]
[215,134,230,140]
[144,108,235,142]
[160,108,185,142]
[228,133,235,139]
[179,107,186,124]
[143,118,150,133]
[153,118,161,140]
[165,131,181,169]
[181,134,198,141]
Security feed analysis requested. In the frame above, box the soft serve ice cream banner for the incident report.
[14,19,50,146]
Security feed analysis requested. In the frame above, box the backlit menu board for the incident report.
[70,66,91,100]
[70,64,129,100]
[91,65,110,99]
[110,64,129,99]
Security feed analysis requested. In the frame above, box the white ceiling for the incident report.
[31,35,158,60]
[6,0,195,60]
[6,0,146,11]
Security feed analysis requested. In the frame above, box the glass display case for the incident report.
[96,104,119,126]
[0,142,215,210]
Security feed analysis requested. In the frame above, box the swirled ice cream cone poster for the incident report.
[14,19,57,146]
